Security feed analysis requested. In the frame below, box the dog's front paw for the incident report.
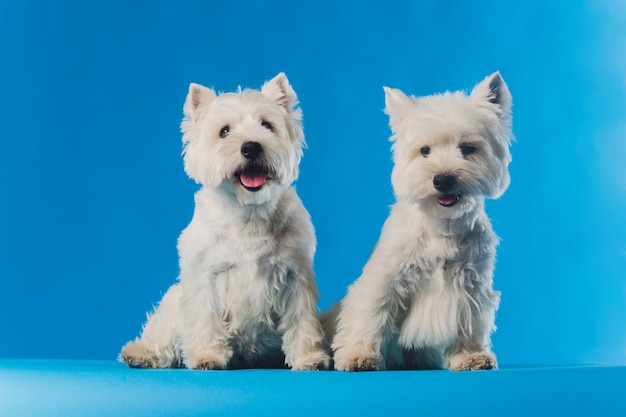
[185,349,232,370]
[194,360,228,370]
[291,350,331,371]
[333,347,384,372]
[337,355,384,372]
[447,351,497,371]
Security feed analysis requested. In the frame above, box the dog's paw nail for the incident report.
[338,355,382,372]
[310,361,330,371]
[195,361,227,370]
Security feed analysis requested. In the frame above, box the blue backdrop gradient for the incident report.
[1,0,625,366]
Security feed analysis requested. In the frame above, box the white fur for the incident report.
[323,72,513,371]
[120,73,330,370]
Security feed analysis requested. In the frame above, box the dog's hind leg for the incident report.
[119,283,183,368]
[317,302,340,346]
[332,269,412,372]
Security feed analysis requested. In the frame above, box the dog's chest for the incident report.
[398,279,462,349]
[207,232,285,285]
[181,213,295,317]
[183,213,286,270]
[400,232,463,280]
[396,234,468,349]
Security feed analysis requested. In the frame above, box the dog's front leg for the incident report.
[444,334,498,371]
[444,284,500,371]
[278,270,331,371]
[179,282,233,370]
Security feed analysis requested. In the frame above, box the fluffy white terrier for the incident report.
[323,72,513,371]
[120,73,330,370]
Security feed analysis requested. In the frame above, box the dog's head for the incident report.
[384,72,513,219]
[181,73,305,205]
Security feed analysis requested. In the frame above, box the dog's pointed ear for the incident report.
[470,72,512,116]
[183,83,216,119]
[261,73,299,112]
[384,87,413,137]
[384,86,413,114]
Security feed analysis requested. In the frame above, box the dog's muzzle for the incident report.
[238,141,268,192]
[433,174,461,207]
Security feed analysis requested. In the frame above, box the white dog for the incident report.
[323,72,513,371]
[120,73,330,370]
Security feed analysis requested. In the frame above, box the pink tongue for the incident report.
[438,194,457,205]
[240,172,266,188]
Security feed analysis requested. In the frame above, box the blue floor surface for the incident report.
[1,359,625,417]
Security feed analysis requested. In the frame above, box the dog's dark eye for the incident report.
[261,120,273,131]
[459,144,477,156]
[420,146,431,157]
[219,125,230,138]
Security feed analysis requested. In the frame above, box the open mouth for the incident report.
[437,193,461,207]
[237,165,268,192]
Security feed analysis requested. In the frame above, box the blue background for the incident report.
[1,0,625,367]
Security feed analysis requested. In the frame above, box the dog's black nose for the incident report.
[241,141,262,160]
[433,174,456,192]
